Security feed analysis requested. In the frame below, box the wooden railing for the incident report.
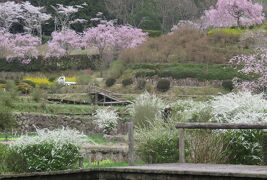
[176,123,267,163]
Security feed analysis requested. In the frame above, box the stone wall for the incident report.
[82,145,128,162]
[14,113,128,135]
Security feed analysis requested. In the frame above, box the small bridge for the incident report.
[89,86,132,106]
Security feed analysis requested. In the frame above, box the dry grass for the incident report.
[187,130,228,164]
[119,27,242,64]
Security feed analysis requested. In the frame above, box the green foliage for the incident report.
[76,74,92,85]
[136,121,179,163]
[0,55,98,72]
[17,82,32,94]
[5,80,19,99]
[222,80,234,91]
[134,63,250,81]
[122,78,133,87]
[136,79,146,90]
[48,77,56,82]
[263,132,267,165]
[0,80,6,84]
[105,78,116,87]
[0,144,9,173]
[15,143,80,172]
[223,130,264,165]
[156,79,170,92]
[0,105,15,131]
[108,60,125,79]
[144,30,162,37]
[0,92,14,108]
[208,28,245,37]
[21,80,36,87]
[0,93,16,131]
[5,149,27,173]
[31,88,45,102]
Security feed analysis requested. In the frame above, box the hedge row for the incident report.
[0,55,99,72]
[133,63,251,81]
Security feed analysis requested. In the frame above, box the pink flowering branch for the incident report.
[202,0,264,28]
[230,48,267,92]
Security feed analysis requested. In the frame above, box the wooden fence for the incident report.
[176,123,267,163]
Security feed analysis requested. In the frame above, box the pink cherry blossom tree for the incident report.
[46,29,82,58]
[0,30,13,59]
[230,48,267,92]
[8,33,41,64]
[114,25,148,52]
[202,0,264,28]
[83,23,147,75]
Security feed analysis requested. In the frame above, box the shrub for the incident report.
[133,64,248,81]
[94,108,119,134]
[156,79,171,92]
[0,144,9,172]
[0,92,14,108]
[136,79,146,90]
[105,78,116,87]
[120,27,241,64]
[208,28,242,44]
[77,74,92,85]
[136,121,179,163]
[21,80,36,87]
[263,132,267,165]
[222,80,234,91]
[122,78,133,87]
[0,80,6,84]
[223,130,263,165]
[128,92,165,128]
[5,80,18,99]
[172,100,211,122]
[0,104,16,131]
[9,128,85,172]
[48,77,56,82]
[5,149,27,173]
[108,60,125,79]
[23,77,51,87]
[17,82,32,94]
[211,92,267,123]
[31,88,45,102]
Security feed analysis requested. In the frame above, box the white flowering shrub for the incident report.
[94,108,119,134]
[172,100,211,122]
[9,128,85,172]
[128,92,166,128]
[211,91,267,123]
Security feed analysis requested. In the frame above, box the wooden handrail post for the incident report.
[179,128,185,163]
[128,121,134,166]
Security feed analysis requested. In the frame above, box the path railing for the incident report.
[176,123,267,163]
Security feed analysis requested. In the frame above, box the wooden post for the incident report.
[128,122,134,166]
[179,128,185,163]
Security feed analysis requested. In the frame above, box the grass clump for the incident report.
[128,92,165,128]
